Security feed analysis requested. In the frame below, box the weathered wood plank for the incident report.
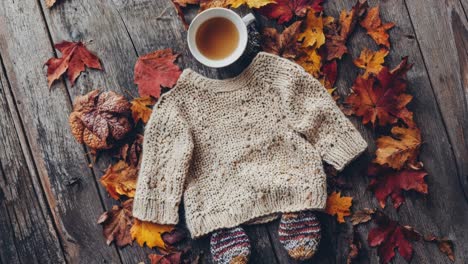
[0,60,66,263]
[405,0,468,199]
[0,0,123,262]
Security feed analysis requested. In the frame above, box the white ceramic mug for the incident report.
[187,8,256,68]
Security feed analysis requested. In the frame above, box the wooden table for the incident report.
[0,0,467,263]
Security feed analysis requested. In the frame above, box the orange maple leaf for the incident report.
[360,6,395,48]
[325,191,353,223]
[295,47,322,78]
[374,126,421,170]
[100,160,138,200]
[261,21,303,59]
[354,48,389,78]
[131,219,174,249]
[298,11,325,48]
[45,41,102,88]
[229,0,275,8]
[134,49,182,99]
[131,96,156,124]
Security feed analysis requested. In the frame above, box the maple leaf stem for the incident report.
[156,6,171,20]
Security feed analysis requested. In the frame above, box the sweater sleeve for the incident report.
[285,67,368,171]
[133,97,193,224]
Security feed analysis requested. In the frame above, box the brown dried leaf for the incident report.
[100,160,138,200]
[97,199,133,247]
[261,21,303,59]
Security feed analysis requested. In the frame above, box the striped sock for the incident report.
[210,227,251,264]
[278,211,321,260]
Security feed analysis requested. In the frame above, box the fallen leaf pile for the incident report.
[42,0,455,262]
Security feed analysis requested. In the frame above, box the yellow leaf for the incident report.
[354,48,389,78]
[325,191,352,223]
[100,160,138,200]
[131,219,174,249]
[295,47,322,78]
[298,11,325,48]
[45,0,56,8]
[229,0,275,8]
[131,96,156,124]
[199,0,231,10]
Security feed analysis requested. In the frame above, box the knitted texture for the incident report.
[133,52,368,238]
[279,211,321,260]
[210,227,251,264]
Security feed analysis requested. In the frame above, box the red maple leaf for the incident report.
[368,211,421,263]
[322,60,338,88]
[134,49,182,99]
[345,57,414,127]
[258,0,323,24]
[368,164,428,208]
[45,41,102,88]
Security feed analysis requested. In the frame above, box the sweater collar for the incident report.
[180,52,274,93]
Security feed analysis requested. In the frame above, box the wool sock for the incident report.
[210,226,251,264]
[278,211,321,260]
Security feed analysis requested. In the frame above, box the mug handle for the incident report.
[242,13,256,26]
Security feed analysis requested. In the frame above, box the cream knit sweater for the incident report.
[133,52,367,238]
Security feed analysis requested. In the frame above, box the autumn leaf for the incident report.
[261,21,303,59]
[97,199,133,247]
[368,212,420,263]
[116,134,144,166]
[131,219,174,249]
[100,160,138,200]
[325,191,352,223]
[354,48,389,78]
[258,0,323,24]
[45,0,57,8]
[360,6,395,48]
[298,11,325,48]
[374,126,421,170]
[295,47,322,77]
[69,90,133,150]
[45,41,102,88]
[229,0,275,8]
[321,60,338,90]
[199,0,231,10]
[345,57,414,127]
[324,0,368,61]
[424,235,455,262]
[368,164,428,208]
[161,229,187,246]
[173,0,199,6]
[149,252,183,264]
[134,49,182,99]
[131,96,156,124]
[351,208,375,225]
[347,229,363,264]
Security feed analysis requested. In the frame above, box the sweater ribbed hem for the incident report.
[185,184,327,238]
[132,196,179,225]
[323,131,368,171]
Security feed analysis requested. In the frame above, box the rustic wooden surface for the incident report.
[0,0,467,263]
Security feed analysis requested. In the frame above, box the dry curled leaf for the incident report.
[258,0,323,24]
[374,126,421,170]
[69,90,133,150]
[360,6,395,48]
[199,0,230,10]
[134,49,182,99]
[131,96,156,124]
[298,11,325,48]
[424,235,455,262]
[325,191,352,223]
[97,199,133,247]
[45,41,102,88]
[261,21,303,59]
[368,212,420,264]
[100,160,138,200]
[131,219,174,249]
[351,208,375,225]
[117,134,144,166]
[368,164,427,208]
[347,228,363,264]
[149,252,183,264]
[354,48,389,78]
[161,229,187,246]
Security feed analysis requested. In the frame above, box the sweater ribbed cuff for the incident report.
[132,196,179,225]
[323,131,368,171]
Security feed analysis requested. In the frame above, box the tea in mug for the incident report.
[195,17,239,60]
